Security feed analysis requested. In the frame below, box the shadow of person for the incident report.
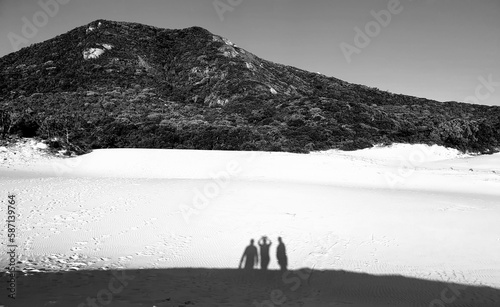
[277,236,288,271]
[258,236,272,270]
[239,239,259,270]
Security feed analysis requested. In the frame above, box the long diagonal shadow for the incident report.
[4,268,500,307]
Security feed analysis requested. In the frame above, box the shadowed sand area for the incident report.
[2,268,500,307]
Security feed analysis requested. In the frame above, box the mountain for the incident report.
[1,19,499,154]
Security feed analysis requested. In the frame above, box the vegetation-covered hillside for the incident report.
[1,20,499,154]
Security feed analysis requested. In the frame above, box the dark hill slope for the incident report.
[1,20,499,153]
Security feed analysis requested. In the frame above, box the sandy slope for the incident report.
[0,140,499,305]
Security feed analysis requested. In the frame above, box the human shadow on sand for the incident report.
[4,268,500,307]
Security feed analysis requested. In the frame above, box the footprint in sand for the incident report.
[143,217,158,225]
[48,228,61,234]
[118,256,133,263]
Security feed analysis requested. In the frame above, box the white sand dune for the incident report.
[1,140,499,294]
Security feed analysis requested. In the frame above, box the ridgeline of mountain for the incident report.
[1,19,499,154]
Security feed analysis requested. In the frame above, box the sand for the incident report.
[0,139,499,306]
[4,268,500,306]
